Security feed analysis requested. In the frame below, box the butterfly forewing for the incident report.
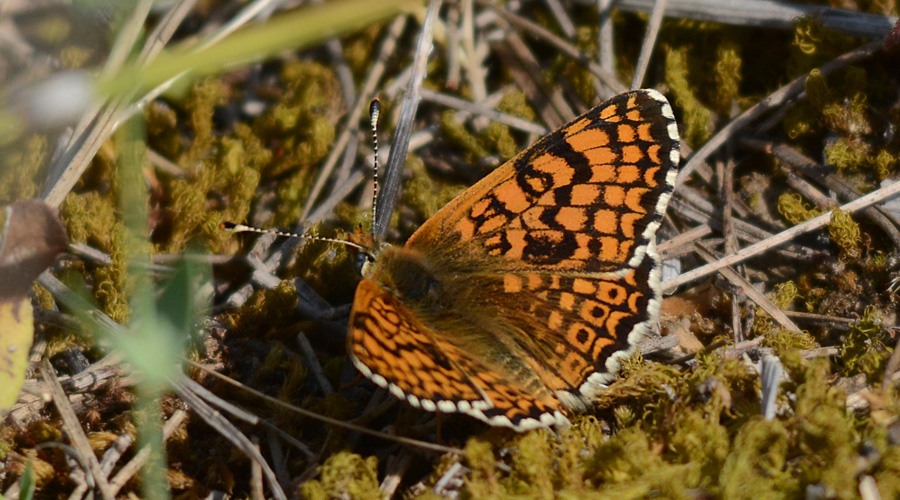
[408,90,679,274]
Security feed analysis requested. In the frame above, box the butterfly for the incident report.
[348,89,680,431]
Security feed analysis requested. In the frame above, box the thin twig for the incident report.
[631,0,668,90]
[40,360,115,500]
[665,177,900,291]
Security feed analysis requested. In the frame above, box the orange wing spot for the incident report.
[620,239,635,262]
[570,184,601,206]
[617,124,636,143]
[493,179,531,214]
[647,144,661,163]
[617,164,640,183]
[526,175,547,193]
[580,299,611,327]
[584,147,617,172]
[470,197,491,218]
[554,341,567,355]
[575,128,610,150]
[383,309,401,326]
[455,218,476,240]
[551,167,575,189]
[373,313,400,337]
[620,212,640,238]
[622,144,644,163]
[401,349,423,369]
[522,207,550,230]
[478,214,508,234]
[531,151,559,168]
[591,335,614,360]
[549,274,561,289]
[593,209,618,235]
[623,268,638,286]
[597,281,627,305]
[534,153,567,172]
[485,234,502,247]
[604,311,628,339]
[564,116,592,135]
[536,190,557,206]
[526,273,543,291]
[624,187,649,213]
[567,322,597,348]
[599,104,617,119]
[361,331,386,358]
[627,289,644,313]
[603,185,626,207]
[564,351,591,378]
[559,292,576,311]
[505,229,527,258]
[547,311,565,334]
[643,166,661,186]
[637,122,654,142]
[503,274,524,293]
[572,278,597,295]
[567,128,608,153]
[573,233,593,261]
[599,236,623,262]
[626,109,642,121]
[556,206,587,231]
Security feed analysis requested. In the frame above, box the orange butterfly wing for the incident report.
[348,90,680,430]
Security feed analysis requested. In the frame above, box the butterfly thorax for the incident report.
[364,245,447,312]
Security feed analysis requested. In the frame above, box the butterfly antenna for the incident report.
[220,222,367,252]
[369,98,381,226]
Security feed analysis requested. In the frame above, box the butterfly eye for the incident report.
[355,252,374,275]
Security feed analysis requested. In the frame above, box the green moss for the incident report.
[0,134,47,205]
[713,40,742,115]
[146,101,181,159]
[464,437,504,498]
[773,281,799,310]
[777,192,824,225]
[787,362,860,498]
[828,208,861,259]
[61,191,131,322]
[585,427,694,497]
[440,109,491,162]
[825,137,870,172]
[496,90,537,123]
[509,431,555,497]
[840,305,888,380]
[59,45,94,69]
[719,418,795,498]
[402,155,466,231]
[825,138,896,180]
[790,16,860,71]
[299,451,381,500]
[665,47,712,147]
[753,283,817,350]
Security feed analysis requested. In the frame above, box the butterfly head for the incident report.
[347,223,389,278]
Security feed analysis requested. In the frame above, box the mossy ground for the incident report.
[2,1,900,498]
